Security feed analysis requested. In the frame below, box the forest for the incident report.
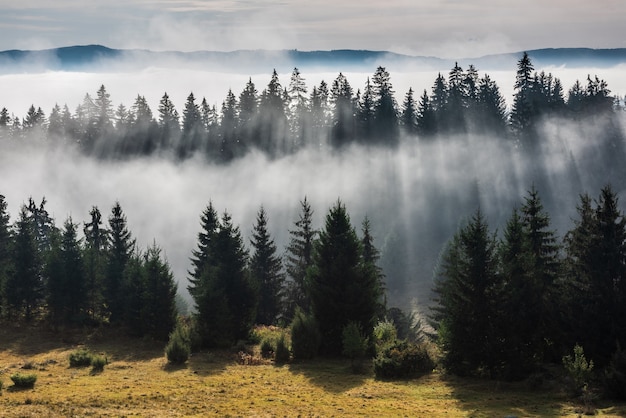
[1,53,626,401]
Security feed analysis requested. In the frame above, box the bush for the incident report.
[374,340,434,380]
[260,339,274,358]
[165,322,191,364]
[562,344,594,397]
[603,347,626,400]
[90,355,107,372]
[373,319,397,351]
[290,308,321,360]
[342,322,369,373]
[10,373,37,388]
[69,348,93,367]
[275,333,290,364]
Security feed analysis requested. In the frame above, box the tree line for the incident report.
[432,184,626,383]
[0,53,622,161]
[0,193,388,357]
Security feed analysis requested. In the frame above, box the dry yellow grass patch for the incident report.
[1,325,625,417]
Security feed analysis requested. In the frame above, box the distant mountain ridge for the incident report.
[1,45,625,73]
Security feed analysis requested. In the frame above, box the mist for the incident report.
[2,100,624,312]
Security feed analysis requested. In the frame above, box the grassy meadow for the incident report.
[1,325,625,417]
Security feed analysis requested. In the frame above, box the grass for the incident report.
[1,324,625,417]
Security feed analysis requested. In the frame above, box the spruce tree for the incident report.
[431,210,502,377]
[249,207,284,325]
[283,197,316,321]
[83,206,108,320]
[0,195,12,317]
[371,66,398,144]
[308,201,381,356]
[520,186,562,361]
[141,244,178,341]
[105,202,135,324]
[8,207,43,320]
[330,73,355,148]
[400,88,418,136]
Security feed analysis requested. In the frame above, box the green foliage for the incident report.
[260,338,274,358]
[165,321,192,364]
[342,322,369,373]
[603,348,626,400]
[250,207,284,325]
[374,340,434,380]
[10,372,37,388]
[69,348,94,367]
[308,200,382,356]
[90,355,107,372]
[290,308,321,360]
[562,344,594,396]
[373,319,397,349]
[274,333,290,364]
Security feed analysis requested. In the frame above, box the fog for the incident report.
[1,63,625,311]
[1,65,626,121]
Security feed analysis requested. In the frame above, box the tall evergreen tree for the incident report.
[308,201,382,356]
[519,186,562,361]
[287,68,309,150]
[189,207,256,347]
[7,207,43,320]
[431,210,503,377]
[0,194,13,317]
[283,197,316,321]
[180,92,204,158]
[238,78,259,150]
[158,92,180,150]
[400,87,418,136]
[330,73,355,148]
[510,52,536,142]
[249,207,284,325]
[416,89,436,137]
[141,244,178,341]
[105,202,135,324]
[371,66,398,143]
[83,206,108,320]
[257,70,288,155]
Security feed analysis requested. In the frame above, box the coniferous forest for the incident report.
[2,53,626,398]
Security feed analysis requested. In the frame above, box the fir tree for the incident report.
[283,197,316,321]
[249,207,284,325]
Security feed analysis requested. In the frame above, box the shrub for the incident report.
[374,340,434,380]
[373,319,397,351]
[603,347,626,400]
[165,322,191,364]
[562,344,594,397]
[90,355,107,372]
[342,322,369,373]
[290,308,321,360]
[10,373,37,388]
[274,333,290,364]
[260,338,274,358]
[69,349,93,367]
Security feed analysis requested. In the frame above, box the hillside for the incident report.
[1,45,625,73]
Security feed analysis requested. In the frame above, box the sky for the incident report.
[2,0,626,58]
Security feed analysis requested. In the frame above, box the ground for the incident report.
[1,324,625,417]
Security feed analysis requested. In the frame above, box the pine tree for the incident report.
[189,206,256,347]
[283,197,316,321]
[219,89,239,160]
[519,186,562,361]
[400,88,418,136]
[416,89,436,137]
[47,218,86,326]
[360,217,386,317]
[309,81,330,145]
[249,207,284,325]
[238,78,259,150]
[105,202,135,324]
[287,68,309,150]
[141,243,178,341]
[371,66,398,144]
[330,73,355,148]
[357,78,375,141]
[431,210,502,377]
[308,201,381,356]
[0,194,13,317]
[83,206,108,321]
[180,92,204,158]
[158,92,180,150]
[7,207,43,320]
[510,52,536,142]
[258,70,288,155]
